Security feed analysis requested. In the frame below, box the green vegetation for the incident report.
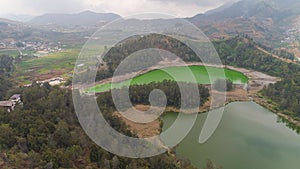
[274,50,295,61]
[214,36,294,77]
[12,34,299,120]
[0,54,14,74]
[97,80,209,110]
[0,51,208,168]
[16,50,78,73]
[75,34,246,94]
[2,34,299,168]
[214,36,300,118]
[0,54,14,99]
[0,83,200,169]
[213,79,233,92]
[93,34,200,82]
[0,49,35,57]
[14,49,79,83]
[90,66,248,93]
[0,49,20,57]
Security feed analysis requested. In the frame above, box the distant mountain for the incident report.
[205,1,238,15]
[29,11,122,27]
[0,18,30,40]
[190,0,287,22]
[204,0,300,17]
[188,0,300,56]
[2,14,34,22]
[0,17,65,44]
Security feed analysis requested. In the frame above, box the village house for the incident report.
[0,101,16,112]
[9,94,21,103]
[37,77,65,86]
[0,94,21,112]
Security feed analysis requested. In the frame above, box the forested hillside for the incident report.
[94,34,199,82]
[0,46,214,169]
[0,54,14,100]
[94,33,300,118]
[214,37,300,118]
[97,80,209,111]
[1,34,298,168]
[0,83,203,169]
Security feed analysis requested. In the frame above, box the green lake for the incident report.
[161,102,300,169]
[90,65,248,93]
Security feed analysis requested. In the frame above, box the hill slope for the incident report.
[188,0,300,57]
[29,11,122,27]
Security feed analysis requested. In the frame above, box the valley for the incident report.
[1,0,300,168]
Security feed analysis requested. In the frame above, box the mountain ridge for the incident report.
[187,0,300,57]
[28,10,122,27]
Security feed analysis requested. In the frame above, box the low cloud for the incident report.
[0,0,237,17]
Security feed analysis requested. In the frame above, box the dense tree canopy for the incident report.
[0,83,203,168]
[3,35,296,168]
[94,34,300,118]
[97,80,209,111]
[0,54,14,100]
[214,37,300,118]
[0,54,14,74]
[213,79,233,92]
[93,34,200,82]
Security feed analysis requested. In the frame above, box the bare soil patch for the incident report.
[113,105,161,138]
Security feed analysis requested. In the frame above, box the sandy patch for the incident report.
[113,105,161,138]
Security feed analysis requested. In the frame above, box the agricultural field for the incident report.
[0,49,20,56]
[89,65,249,93]
[0,49,35,57]
[14,49,81,84]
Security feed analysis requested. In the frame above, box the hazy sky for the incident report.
[0,0,237,18]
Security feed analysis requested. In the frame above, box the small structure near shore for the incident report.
[25,77,66,87]
[0,94,22,112]
[37,77,65,86]
[0,101,16,112]
[9,94,21,103]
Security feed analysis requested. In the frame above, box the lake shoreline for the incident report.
[161,102,300,169]
[253,94,300,128]
[91,63,288,138]
[87,62,300,140]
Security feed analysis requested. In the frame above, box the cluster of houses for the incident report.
[37,77,66,86]
[282,28,298,44]
[25,77,66,87]
[0,40,62,57]
[0,78,66,112]
[0,94,22,112]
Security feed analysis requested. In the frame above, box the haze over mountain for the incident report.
[1,0,300,57]
[29,11,122,27]
[187,0,300,56]
[0,17,62,43]
[1,14,34,22]
[191,0,300,28]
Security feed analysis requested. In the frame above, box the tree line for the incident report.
[93,34,200,82]
[0,81,214,168]
[0,54,14,100]
[214,37,300,118]
[97,80,210,111]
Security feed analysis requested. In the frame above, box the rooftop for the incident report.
[0,101,15,107]
[10,94,21,100]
